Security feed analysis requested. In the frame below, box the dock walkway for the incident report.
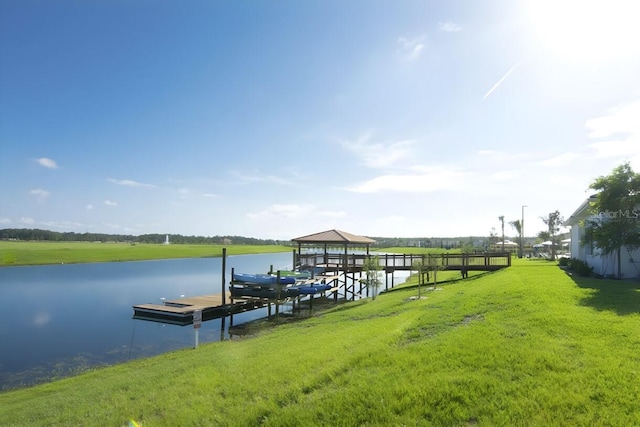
[133,252,510,325]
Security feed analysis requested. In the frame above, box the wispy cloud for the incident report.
[482,62,519,100]
[538,152,580,167]
[345,167,466,193]
[438,21,461,32]
[398,36,426,60]
[246,204,313,220]
[490,170,517,181]
[340,132,415,169]
[586,101,640,159]
[245,204,346,229]
[20,217,35,225]
[231,171,295,186]
[107,178,156,188]
[86,204,94,210]
[35,157,58,169]
[0,217,11,224]
[585,100,640,139]
[104,200,118,207]
[29,188,50,200]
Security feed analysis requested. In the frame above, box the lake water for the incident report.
[0,252,296,391]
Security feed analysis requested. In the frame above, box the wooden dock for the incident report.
[132,252,511,325]
[133,293,270,325]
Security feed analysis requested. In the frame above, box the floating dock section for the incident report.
[132,293,270,326]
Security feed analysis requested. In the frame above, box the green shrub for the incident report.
[568,258,593,277]
[558,257,569,267]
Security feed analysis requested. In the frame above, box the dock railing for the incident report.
[296,252,511,272]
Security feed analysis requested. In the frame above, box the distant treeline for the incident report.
[0,228,289,246]
[1,228,495,249]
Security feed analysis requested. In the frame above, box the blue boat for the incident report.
[230,284,301,299]
[292,283,333,295]
[232,272,296,285]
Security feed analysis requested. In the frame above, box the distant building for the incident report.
[164,235,170,245]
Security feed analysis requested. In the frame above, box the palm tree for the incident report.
[509,219,523,257]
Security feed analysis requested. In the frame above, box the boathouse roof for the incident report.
[291,229,376,244]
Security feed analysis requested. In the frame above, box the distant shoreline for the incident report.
[0,241,292,267]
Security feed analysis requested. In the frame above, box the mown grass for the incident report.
[0,241,291,266]
[2,259,640,425]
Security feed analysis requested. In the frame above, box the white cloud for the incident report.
[20,217,35,224]
[0,217,11,224]
[398,36,426,60]
[586,101,640,139]
[29,188,50,200]
[490,170,517,181]
[232,171,294,186]
[246,204,313,220]
[107,178,156,188]
[586,101,640,159]
[317,210,346,218]
[203,193,218,198]
[104,200,118,207]
[86,204,94,210]
[340,132,415,169]
[35,157,58,169]
[438,21,461,32]
[589,140,640,158]
[345,167,466,193]
[40,220,87,230]
[538,152,580,167]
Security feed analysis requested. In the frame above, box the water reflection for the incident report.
[0,253,293,390]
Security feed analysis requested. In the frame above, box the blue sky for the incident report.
[2,0,639,240]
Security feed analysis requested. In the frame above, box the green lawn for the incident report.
[0,241,292,266]
[2,259,640,426]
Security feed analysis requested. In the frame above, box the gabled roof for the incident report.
[292,229,376,244]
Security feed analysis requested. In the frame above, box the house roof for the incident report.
[564,194,598,226]
[291,229,376,244]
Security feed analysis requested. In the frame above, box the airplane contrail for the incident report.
[482,62,519,101]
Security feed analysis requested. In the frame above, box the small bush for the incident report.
[568,258,593,277]
[558,257,569,267]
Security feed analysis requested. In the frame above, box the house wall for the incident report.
[569,225,584,260]
[569,224,640,278]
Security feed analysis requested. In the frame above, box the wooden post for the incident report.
[276,271,281,320]
[384,254,389,291]
[222,248,227,306]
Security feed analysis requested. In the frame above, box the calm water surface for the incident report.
[0,252,294,390]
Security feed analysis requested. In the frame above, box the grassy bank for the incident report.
[2,259,640,425]
[0,241,291,266]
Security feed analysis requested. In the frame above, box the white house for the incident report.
[564,195,640,279]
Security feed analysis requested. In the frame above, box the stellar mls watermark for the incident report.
[594,209,640,220]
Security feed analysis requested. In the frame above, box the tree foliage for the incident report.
[541,210,564,260]
[583,162,640,278]
[509,219,523,256]
[362,255,382,300]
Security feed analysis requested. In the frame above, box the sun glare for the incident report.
[525,0,640,63]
